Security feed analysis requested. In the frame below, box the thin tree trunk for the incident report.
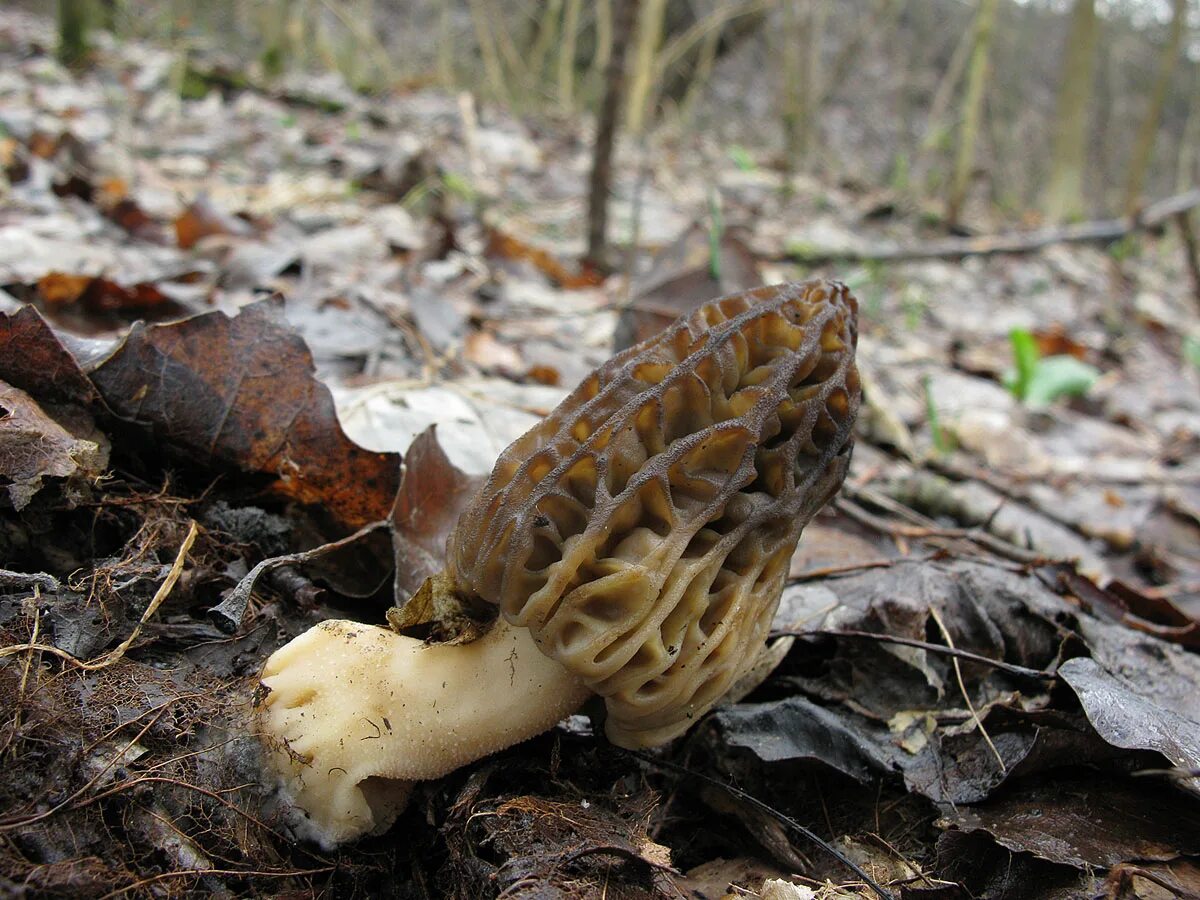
[529,0,564,87]
[468,0,511,107]
[586,0,639,270]
[781,0,808,187]
[625,0,666,135]
[1123,0,1188,214]
[558,0,582,111]
[486,0,530,96]
[911,5,972,193]
[1177,210,1200,311]
[437,0,455,88]
[1175,62,1200,193]
[58,0,92,68]
[677,16,723,124]
[1044,0,1098,222]
[920,18,973,152]
[804,1,827,166]
[947,0,1000,228]
[585,0,613,105]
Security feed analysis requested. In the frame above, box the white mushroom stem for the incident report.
[257,617,591,848]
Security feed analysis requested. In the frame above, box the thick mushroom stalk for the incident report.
[258,617,589,847]
[257,281,859,846]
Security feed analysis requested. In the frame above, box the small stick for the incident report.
[775,628,1053,680]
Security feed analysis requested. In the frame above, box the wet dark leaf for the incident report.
[940,774,1200,869]
[1058,656,1200,782]
[711,695,898,784]
[934,830,1094,900]
[0,305,106,408]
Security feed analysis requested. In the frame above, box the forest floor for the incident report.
[1,8,1199,899]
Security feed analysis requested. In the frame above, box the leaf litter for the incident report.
[0,9,1198,899]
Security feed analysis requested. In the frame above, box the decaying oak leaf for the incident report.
[0,379,108,509]
[87,299,400,532]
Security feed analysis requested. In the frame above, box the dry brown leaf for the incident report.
[485,228,605,289]
[87,298,401,532]
[0,379,107,509]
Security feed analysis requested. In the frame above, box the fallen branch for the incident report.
[1176,210,1200,310]
[781,188,1200,264]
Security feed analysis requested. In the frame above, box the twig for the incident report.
[0,521,199,669]
[835,491,1045,565]
[772,629,1053,681]
[208,519,387,632]
[626,751,895,900]
[777,187,1200,264]
[1176,210,1200,310]
[585,0,638,269]
[790,558,901,582]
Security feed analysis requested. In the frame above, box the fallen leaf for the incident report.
[0,305,107,408]
[463,328,526,376]
[87,298,401,532]
[485,228,605,289]
[615,222,761,349]
[940,773,1200,869]
[1058,656,1200,786]
[0,379,107,509]
[106,197,162,241]
[174,194,255,249]
[35,272,189,328]
[390,425,484,598]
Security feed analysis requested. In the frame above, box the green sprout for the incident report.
[440,171,476,202]
[1184,335,1200,372]
[728,145,756,172]
[707,188,724,281]
[922,374,952,455]
[1003,328,1099,407]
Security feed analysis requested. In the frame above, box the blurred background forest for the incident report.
[41,0,1200,230]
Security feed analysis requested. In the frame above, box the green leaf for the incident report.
[707,189,724,281]
[922,374,950,455]
[1005,328,1040,400]
[1184,335,1200,371]
[728,145,755,172]
[441,171,476,201]
[1023,355,1099,407]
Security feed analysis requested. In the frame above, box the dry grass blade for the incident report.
[0,520,199,670]
[928,605,1007,773]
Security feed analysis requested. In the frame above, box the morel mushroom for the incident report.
[257,280,860,846]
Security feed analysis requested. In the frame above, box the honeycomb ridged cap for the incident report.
[448,281,860,747]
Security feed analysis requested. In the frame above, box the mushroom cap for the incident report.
[447,281,860,747]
